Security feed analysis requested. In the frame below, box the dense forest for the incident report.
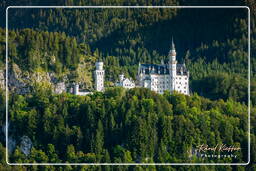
[1,86,255,170]
[1,7,255,103]
[0,0,255,170]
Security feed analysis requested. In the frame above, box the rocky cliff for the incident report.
[0,63,70,94]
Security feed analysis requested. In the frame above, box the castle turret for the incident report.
[169,37,177,92]
[74,84,79,95]
[161,59,164,65]
[119,73,125,82]
[170,38,177,61]
[94,61,105,92]
[137,62,141,74]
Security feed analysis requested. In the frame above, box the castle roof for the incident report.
[140,64,169,75]
[139,63,188,76]
[176,64,189,75]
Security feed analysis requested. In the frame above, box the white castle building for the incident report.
[137,39,189,95]
[73,39,189,95]
[115,74,135,89]
[72,61,105,95]
[94,61,105,92]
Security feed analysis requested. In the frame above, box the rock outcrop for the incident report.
[1,63,70,94]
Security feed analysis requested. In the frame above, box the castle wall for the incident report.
[150,74,170,94]
[174,75,189,95]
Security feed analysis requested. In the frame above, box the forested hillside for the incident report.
[1,5,255,104]
[0,86,255,170]
[0,0,255,170]
[1,1,256,104]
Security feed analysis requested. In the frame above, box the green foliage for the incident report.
[0,2,254,105]
[191,73,255,105]
[5,29,81,72]
[0,0,255,169]
[0,5,254,105]
[3,87,250,164]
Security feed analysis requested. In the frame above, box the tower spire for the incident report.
[169,36,176,60]
[172,36,175,50]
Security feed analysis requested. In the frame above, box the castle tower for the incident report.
[169,37,177,92]
[137,62,143,87]
[74,84,79,95]
[94,61,105,92]
[119,73,125,81]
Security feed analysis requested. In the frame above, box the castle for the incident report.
[73,40,189,95]
[137,39,189,95]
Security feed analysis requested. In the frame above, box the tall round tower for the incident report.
[169,37,177,92]
[94,61,105,92]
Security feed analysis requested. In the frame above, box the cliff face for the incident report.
[0,64,69,94]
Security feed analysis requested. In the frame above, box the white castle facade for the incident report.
[137,40,189,95]
[73,40,189,96]
[115,74,135,89]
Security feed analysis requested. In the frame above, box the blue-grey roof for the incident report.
[140,64,169,75]
[139,63,188,76]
